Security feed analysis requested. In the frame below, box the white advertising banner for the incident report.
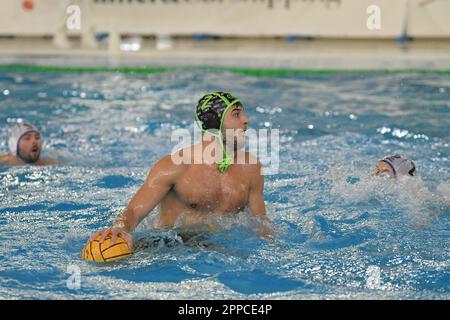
[0,0,448,38]
[0,0,71,35]
[408,0,450,37]
[87,0,405,37]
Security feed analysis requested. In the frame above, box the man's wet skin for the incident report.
[89,92,272,248]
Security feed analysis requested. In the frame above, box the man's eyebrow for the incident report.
[23,132,39,138]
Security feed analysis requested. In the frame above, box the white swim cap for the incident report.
[8,121,41,157]
[380,155,416,177]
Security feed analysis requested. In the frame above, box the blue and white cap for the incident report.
[8,121,40,157]
[380,155,416,177]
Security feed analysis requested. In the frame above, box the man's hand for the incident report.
[89,227,133,249]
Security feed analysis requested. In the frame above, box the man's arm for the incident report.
[90,155,183,247]
[39,158,61,165]
[112,155,182,232]
[248,161,273,239]
[0,153,7,166]
[248,161,267,219]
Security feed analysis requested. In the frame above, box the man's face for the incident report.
[374,161,394,177]
[222,104,249,150]
[17,131,41,163]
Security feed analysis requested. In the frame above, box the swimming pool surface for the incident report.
[0,69,449,299]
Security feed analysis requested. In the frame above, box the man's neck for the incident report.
[200,136,246,166]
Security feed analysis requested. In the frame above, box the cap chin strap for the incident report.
[195,94,240,173]
[380,159,397,177]
[215,96,240,173]
[217,134,232,173]
[199,130,231,173]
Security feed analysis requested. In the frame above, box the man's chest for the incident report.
[174,165,251,212]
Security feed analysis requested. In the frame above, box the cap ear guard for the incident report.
[408,162,416,176]
[195,92,240,132]
[8,132,17,156]
[198,109,221,131]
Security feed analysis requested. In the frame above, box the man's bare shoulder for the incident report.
[0,153,62,167]
[0,153,8,165]
[0,153,16,166]
[142,154,189,190]
[37,158,61,166]
[150,153,189,178]
[170,143,207,168]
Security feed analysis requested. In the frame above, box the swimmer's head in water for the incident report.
[8,121,42,163]
[375,155,416,178]
[195,92,243,173]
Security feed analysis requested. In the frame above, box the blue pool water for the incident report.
[0,69,449,299]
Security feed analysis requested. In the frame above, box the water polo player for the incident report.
[0,121,58,166]
[374,154,417,178]
[89,92,272,249]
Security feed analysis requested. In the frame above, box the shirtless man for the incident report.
[0,121,58,166]
[90,92,271,248]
